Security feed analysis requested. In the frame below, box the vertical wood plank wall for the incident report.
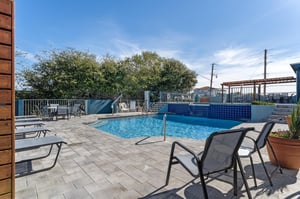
[0,0,15,198]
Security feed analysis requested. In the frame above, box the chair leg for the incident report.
[165,157,173,185]
[166,143,177,185]
[249,156,257,188]
[199,169,209,199]
[237,156,252,199]
[233,160,237,196]
[256,148,273,186]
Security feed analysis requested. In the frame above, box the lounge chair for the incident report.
[15,115,38,119]
[15,135,67,177]
[15,126,50,139]
[166,128,254,199]
[15,118,42,123]
[119,102,129,112]
[15,121,45,128]
[238,121,283,187]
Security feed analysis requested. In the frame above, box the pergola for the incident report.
[221,76,296,102]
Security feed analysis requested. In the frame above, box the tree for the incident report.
[120,51,197,93]
[21,49,198,99]
[22,48,103,98]
[98,55,126,98]
[160,58,197,92]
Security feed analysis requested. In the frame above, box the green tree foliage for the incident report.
[20,49,198,99]
[98,55,126,97]
[160,58,197,91]
[22,48,102,98]
[121,51,197,93]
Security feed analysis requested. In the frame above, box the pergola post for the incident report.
[253,84,256,101]
[290,63,300,103]
[221,84,224,103]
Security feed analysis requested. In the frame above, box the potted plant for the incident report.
[267,100,300,170]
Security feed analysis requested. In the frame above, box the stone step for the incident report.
[150,102,166,112]
[267,118,286,124]
[267,103,295,124]
[268,115,286,120]
[272,110,293,116]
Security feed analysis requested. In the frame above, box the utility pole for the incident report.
[210,63,215,98]
[264,49,267,96]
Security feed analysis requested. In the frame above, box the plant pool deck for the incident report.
[16,113,300,199]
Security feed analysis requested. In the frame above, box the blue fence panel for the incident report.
[15,99,24,116]
[87,100,112,114]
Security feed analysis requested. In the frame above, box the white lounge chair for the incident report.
[119,102,129,112]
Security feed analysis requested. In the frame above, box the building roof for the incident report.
[194,86,218,91]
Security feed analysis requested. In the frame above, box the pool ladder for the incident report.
[163,113,167,141]
[135,113,167,145]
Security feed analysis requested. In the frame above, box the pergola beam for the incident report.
[222,76,296,87]
[221,76,296,103]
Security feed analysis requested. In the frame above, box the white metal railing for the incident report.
[21,99,85,116]
[111,94,123,114]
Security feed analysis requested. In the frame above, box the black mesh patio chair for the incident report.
[70,103,81,117]
[238,121,283,187]
[56,106,69,120]
[166,128,254,199]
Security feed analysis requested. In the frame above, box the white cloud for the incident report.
[111,39,142,59]
[15,48,38,72]
[16,49,37,63]
[187,47,299,93]
[213,47,261,67]
[155,49,181,59]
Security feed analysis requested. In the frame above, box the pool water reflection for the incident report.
[93,114,241,140]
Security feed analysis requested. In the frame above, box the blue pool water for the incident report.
[93,114,241,140]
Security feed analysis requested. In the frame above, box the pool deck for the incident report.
[15,113,300,199]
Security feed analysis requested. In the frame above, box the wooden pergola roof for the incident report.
[221,76,296,103]
[221,76,296,87]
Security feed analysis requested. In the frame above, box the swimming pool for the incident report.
[93,114,241,140]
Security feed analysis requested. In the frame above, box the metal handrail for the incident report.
[111,94,123,114]
[163,113,167,141]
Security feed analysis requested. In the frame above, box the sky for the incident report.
[15,0,300,92]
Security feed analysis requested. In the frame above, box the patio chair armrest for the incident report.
[250,129,260,133]
[240,135,257,150]
[244,135,256,143]
[171,141,199,161]
[240,127,255,131]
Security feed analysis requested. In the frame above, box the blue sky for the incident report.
[15,0,300,91]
